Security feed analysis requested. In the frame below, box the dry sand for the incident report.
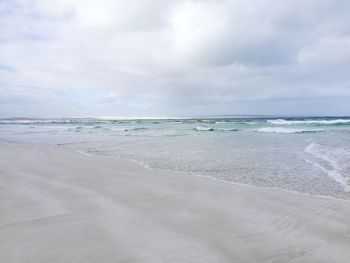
[1,142,350,262]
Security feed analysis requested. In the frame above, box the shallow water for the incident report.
[1,117,350,199]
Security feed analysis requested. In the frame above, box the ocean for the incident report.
[1,117,350,199]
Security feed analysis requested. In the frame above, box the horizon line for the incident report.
[1,114,350,120]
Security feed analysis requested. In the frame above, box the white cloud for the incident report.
[1,0,350,117]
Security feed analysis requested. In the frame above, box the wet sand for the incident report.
[1,142,350,262]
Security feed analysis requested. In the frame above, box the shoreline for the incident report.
[60,143,350,202]
[1,142,350,262]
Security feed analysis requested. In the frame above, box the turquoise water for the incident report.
[1,117,350,199]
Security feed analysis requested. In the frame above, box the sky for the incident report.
[1,0,350,117]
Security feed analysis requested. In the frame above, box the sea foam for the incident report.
[194,126,214,131]
[267,119,350,125]
[257,127,324,133]
[194,126,239,132]
[305,142,350,192]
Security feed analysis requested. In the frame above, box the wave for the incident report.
[0,119,113,125]
[215,120,257,125]
[67,126,150,133]
[196,120,216,124]
[267,119,350,125]
[109,128,129,132]
[0,120,60,125]
[215,121,228,124]
[257,127,324,134]
[216,128,240,132]
[132,127,148,131]
[194,126,214,131]
[193,126,240,132]
[305,142,350,192]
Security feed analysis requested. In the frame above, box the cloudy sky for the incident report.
[1,0,350,117]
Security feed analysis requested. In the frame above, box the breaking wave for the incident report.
[267,119,350,125]
[194,126,214,131]
[257,127,324,134]
[193,126,239,132]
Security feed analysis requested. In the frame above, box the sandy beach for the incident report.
[1,142,350,263]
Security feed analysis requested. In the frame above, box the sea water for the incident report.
[1,117,350,199]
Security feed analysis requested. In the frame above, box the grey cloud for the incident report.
[0,0,350,117]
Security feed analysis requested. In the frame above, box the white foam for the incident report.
[257,127,324,134]
[194,126,214,131]
[216,128,239,131]
[305,142,350,192]
[75,148,350,202]
[194,126,239,132]
[268,119,350,125]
